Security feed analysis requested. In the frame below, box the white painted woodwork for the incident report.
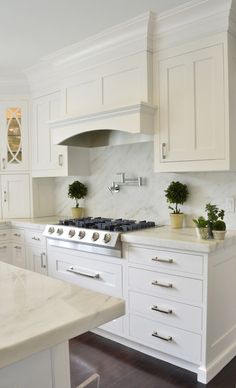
[129,290,202,333]
[31,92,90,177]
[127,245,203,274]
[156,44,225,169]
[1,175,31,219]
[0,244,11,264]
[11,244,26,269]
[26,245,47,275]
[0,100,29,172]
[129,314,202,364]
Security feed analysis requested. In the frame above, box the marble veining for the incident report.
[0,262,124,369]
[121,226,236,253]
[53,142,236,229]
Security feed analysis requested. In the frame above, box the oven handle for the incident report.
[66,265,100,279]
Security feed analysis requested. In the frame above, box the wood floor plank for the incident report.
[69,332,236,388]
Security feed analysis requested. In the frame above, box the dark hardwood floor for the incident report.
[70,332,236,388]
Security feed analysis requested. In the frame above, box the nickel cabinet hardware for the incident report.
[58,154,63,167]
[67,265,100,279]
[151,305,173,314]
[152,331,172,342]
[32,236,40,241]
[40,253,47,268]
[2,158,6,169]
[152,257,173,264]
[161,143,167,159]
[13,233,21,237]
[152,280,173,288]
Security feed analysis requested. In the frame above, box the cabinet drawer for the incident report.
[129,291,202,332]
[25,229,44,247]
[12,244,26,269]
[0,230,10,241]
[0,244,11,264]
[129,314,201,363]
[11,229,25,244]
[127,245,203,274]
[128,267,203,304]
[48,248,122,297]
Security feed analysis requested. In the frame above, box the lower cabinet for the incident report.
[12,244,26,268]
[26,245,47,275]
[0,243,11,264]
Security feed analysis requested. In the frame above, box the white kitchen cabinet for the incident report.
[155,43,226,172]
[1,174,31,219]
[12,244,26,268]
[26,246,47,275]
[31,92,90,177]
[0,244,11,264]
[0,100,29,171]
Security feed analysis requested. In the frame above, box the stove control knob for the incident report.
[78,230,86,239]
[48,227,55,234]
[103,233,111,243]
[92,232,100,241]
[56,228,63,235]
[69,229,75,238]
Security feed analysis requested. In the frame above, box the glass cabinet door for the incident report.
[1,101,28,171]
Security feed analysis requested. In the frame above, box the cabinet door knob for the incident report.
[161,143,167,159]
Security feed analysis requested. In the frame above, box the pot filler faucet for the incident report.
[108,172,143,194]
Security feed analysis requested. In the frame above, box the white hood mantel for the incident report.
[50,102,156,147]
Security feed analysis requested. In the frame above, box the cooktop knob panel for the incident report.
[103,233,111,243]
[92,232,100,241]
[78,230,86,239]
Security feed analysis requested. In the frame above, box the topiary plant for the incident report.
[165,181,189,214]
[205,203,225,231]
[213,220,226,231]
[68,180,88,208]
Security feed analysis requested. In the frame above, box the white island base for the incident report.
[0,342,71,388]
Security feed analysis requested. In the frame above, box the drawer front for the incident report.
[0,244,11,264]
[25,229,45,247]
[129,291,202,332]
[48,248,122,297]
[0,230,10,242]
[12,244,26,269]
[11,229,25,244]
[129,314,201,363]
[127,245,203,274]
[128,267,203,304]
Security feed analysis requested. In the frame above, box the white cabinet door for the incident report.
[12,244,26,268]
[26,245,47,275]
[1,174,31,219]
[158,44,225,165]
[0,243,11,264]
[31,92,68,176]
[0,101,29,171]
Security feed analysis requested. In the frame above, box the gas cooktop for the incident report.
[58,217,155,232]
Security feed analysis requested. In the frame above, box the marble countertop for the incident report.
[0,262,124,369]
[7,216,62,230]
[121,226,236,253]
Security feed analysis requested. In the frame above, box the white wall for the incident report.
[54,142,236,229]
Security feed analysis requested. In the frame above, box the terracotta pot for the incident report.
[170,213,184,229]
[71,207,84,218]
[212,230,226,240]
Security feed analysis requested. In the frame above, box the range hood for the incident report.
[50,102,156,148]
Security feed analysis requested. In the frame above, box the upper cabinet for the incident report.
[31,91,89,177]
[0,100,29,171]
[154,0,236,172]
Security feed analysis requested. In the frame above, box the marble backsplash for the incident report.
[54,142,236,229]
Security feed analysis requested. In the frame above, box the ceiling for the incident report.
[0,0,190,80]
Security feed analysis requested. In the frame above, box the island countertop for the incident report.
[0,262,125,369]
[121,226,236,253]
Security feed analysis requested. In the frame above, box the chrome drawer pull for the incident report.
[151,305,172,314]
[0,246,7,249]
[152,257,173,264]
[13,233,21,237]
[14,246,22,250]
[161,143,167,159]
[152,280,173,288]
[152,331,172,342]
[67,266,100,279]
[40,253,47,268]
[32,237,40,241]
[0,233,6,237]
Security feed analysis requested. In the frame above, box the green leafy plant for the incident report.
[193,216,208,228]
[205,203,225,229]
[213,220,226,231]
[68,181,88,208]
[165,181,189,214]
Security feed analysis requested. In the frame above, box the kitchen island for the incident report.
[0,262,124,388]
